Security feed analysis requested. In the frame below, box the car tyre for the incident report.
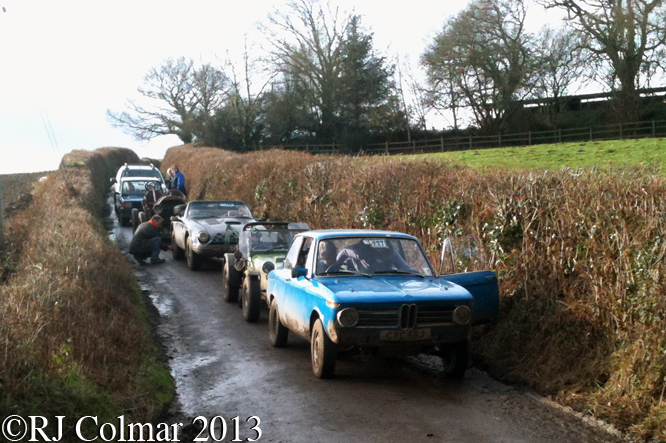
[242,276,262,323]
[439,341,469,379]
[311,318,337,379]
[185,236,202,271]
[131,208,140,233]
[222,259,239,303]
[172,231,184,260]
[268,298,289,348]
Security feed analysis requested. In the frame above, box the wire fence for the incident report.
[256,118,666,156]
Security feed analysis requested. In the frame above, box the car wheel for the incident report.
[185,236,202,271]
[268,298,288,348]
[131,208,140,233]
[222,260,239,303]
[311,318,337,379]
[242,276,262,323]
[172,231,184,260]
[439,341,469,379]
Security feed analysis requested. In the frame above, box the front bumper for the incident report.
[332,323,469,349]
[192,243,235,258]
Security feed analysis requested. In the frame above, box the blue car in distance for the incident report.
[266,230,500,379]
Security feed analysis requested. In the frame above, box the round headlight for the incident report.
[336,308,359,327]
[452,306,472,325]
[197,231,210,243]
[153,204,163,214]
[262,261,275,274]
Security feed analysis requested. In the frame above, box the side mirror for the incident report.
[234,249,243,260]
[291,266,307,279]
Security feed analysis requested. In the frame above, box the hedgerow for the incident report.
[0,147,172,441]
[164,144,666,441]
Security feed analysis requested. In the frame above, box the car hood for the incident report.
[187,217,251,233]
[312,276,473,303]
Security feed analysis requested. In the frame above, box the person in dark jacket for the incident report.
[129,215,166,265]
[171,164,187,195]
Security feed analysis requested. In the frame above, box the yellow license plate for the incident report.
[379,329,431,341]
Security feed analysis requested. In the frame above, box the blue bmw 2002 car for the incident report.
[266,230,500,379]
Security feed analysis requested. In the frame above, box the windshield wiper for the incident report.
[318,269,372,277]
[372,269,424,278]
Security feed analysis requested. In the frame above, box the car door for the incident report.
[280,237,314,337]
[442,270,499,326]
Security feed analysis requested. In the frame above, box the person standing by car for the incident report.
[129,215,166,265]
[171,165,187,195]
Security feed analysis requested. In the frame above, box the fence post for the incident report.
[385,141,389,155]
[620,123,623,139]
[440,137,444,152]
[469,134,473,149]
[306,143,309,152]
[498,133,502,147]
[528,131,531,145]
[558,128,562,143]
[653,120,656,136]
[589,127,592,140]
[412,139,416,154]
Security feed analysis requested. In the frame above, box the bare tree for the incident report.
[422,0,534,132]
[539,0,666,121]
[107,57,229,143]
[262,0,350,140]
[533,26,589,101]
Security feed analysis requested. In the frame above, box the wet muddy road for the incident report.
[113,223,624,443]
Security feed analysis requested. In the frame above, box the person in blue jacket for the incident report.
[171,164,187,195]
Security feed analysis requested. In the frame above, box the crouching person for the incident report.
[129,215,166,265]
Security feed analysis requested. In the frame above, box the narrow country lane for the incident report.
[111,216,624,443]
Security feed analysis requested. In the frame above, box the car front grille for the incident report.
[356,307,399,327]
[355,305,455,328]
[209,232,238,245]
[416,305,455,326]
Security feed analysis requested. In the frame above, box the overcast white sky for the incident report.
[0,0,557,174]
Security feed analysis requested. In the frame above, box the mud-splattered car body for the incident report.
[170,200,255,270]
[266,229,500,379]
[228,222,309,322]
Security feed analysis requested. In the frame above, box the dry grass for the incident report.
[1,148,171,441]
[165,145,666,441]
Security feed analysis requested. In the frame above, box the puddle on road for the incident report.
[150,293,174,316]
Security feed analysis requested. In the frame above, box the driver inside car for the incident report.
[250,230,274,251]
[334,240,413,274]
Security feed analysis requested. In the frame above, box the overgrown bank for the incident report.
[165,144,666,441]
[0,148,173,441]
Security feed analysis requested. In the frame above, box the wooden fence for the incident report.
[255,118,666,155]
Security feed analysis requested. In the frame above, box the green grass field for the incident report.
[410,138,666,171]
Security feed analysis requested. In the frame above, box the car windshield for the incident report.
[122,169,162,179]
[121,180,155,196]
[314,237,434,277]
[240,227,304,255]
[187,202,253,219]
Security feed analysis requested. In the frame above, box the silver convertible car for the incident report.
[170,200,256,270]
